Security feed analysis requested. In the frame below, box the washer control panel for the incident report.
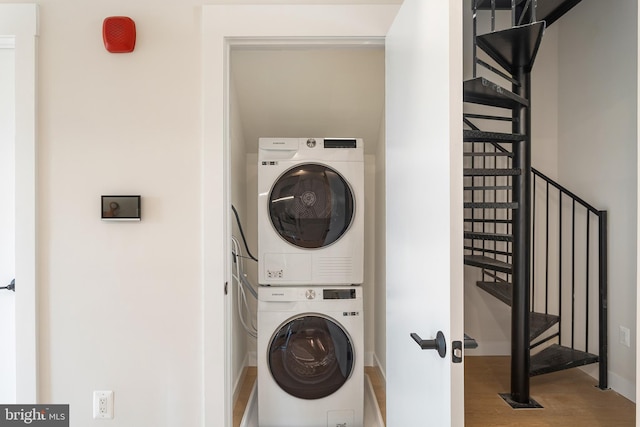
[259,286,361,302]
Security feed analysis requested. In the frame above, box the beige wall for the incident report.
[557,0,637,400]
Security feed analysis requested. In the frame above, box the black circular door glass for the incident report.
[269,163,354,249]
[268,315,354,400]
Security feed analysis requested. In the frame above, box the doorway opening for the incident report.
[226,40,387,425]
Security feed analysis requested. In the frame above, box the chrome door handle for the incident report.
[410,331,446,358]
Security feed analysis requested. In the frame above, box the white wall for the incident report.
[0,1,399,425]
[33,1,203,424]
[374,112,387,377]
[229,74,253,400]
[557,0,637,401]
[0,44,16,403]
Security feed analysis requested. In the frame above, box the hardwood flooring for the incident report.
[465,356,635,426]
[233,358,635,427]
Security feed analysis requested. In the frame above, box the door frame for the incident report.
[0,4,38,403]
[201,4,463,425]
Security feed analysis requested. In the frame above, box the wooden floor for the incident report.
[233,358,635,427]
[465,356,635,427]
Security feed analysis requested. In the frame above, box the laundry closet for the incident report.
[227,44,387,425]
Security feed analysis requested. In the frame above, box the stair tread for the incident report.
[464,168,521,176]
[464,185,512,191]
[464,255,512,273]
[464,129,525,142]
[475,0,526,10]
[464,77,529,108]
[530,344,599,376]
[477,281,513,306]
[465,218,512,224]
[530,311,559,341]
[464,202,518,209]
[464,151,514,157]
[475,280,560,340]
[477,21,546,73]
[465,231,514,242]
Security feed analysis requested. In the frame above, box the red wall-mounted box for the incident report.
[103,16,136,53]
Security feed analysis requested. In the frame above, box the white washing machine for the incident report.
[257,285,364,427]
[258,137,364,286]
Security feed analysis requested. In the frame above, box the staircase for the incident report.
[463,0,608,407]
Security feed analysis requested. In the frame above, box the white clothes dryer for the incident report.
[257,286,364,427]
[258,137,364,286]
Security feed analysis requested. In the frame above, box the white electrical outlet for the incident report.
[619,326,631,348]
[93,390,114,419]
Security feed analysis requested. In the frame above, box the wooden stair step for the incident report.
[464,255,512,273]
[530,344,599,376]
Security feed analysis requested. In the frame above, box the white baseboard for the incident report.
[365,351,374,367]
[372,352,386,384]
[606,370,636,403]
[247,350,257,367]
[232,353,252,406]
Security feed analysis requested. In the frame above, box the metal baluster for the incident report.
[585,210,590,351]
[545,181,549,314]
[558,193,563,344]
[473,0,478,78]
[491,0,496,32]
[571,199,576,349]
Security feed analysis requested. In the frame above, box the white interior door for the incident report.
[385,1,464,425]
[0,40,16,403]
[0,5,38,403]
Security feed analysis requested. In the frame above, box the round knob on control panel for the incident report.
[305,289,316,300]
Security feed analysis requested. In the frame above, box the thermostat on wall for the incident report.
[101,195,141,221]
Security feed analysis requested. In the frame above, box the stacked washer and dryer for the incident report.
[257,137,365,427]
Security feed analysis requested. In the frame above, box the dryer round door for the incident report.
[268,314,355,400]
[268,163,355,249]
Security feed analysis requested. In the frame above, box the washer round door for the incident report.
[268,315,355,400]
[268,163,355,249]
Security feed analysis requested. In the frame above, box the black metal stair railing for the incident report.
[465,0,601,405]
[530,168,608,388]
